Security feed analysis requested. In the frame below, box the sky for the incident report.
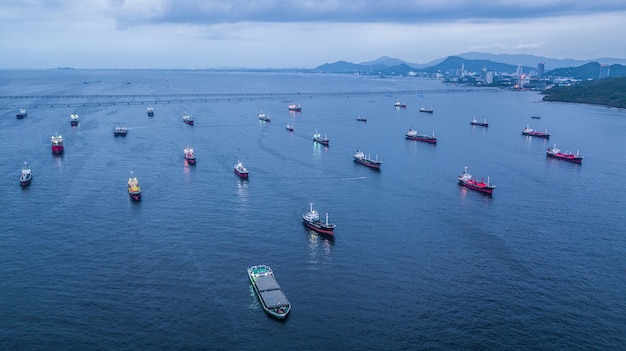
[2,0,626,69]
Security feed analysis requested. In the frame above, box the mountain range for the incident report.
[312,53,626,79]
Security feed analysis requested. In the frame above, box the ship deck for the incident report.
[253,274,290,308]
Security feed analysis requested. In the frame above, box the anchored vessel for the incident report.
[286,123,294,131]
[458,166,495,195]
[234,161,249,179]
[147,107,154,116]
[258,112,270,122]
[128,171,142,201]
[302,202,336,236]
[247,265,291,319]
[521,126,550,138]
[356,116,367,122]
[419,106,434,113]
[182,114,194,125]
[394,101,407,108]
[353,148,381,169]
[405,128,437,144]
[20,162,32,187]
[546,144,583,163]
[313,131,329,146]
[16,108,27,119]
[470,117,488,127]
[184,145,196,165]
[51,133,64,154]
[288,103,302,112]
[70,113,79,126]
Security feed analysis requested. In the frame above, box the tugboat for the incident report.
[16,108,27,119]
[247,265,291,319]
[146,107,154,116]
[20,162,33,187]
[302,203,336,236]
[184,145,196,165]
[51,133,64,154]
[394,101,407,108]
[128,171,142,201]
[405,128,437,144]
[470,117,488,127]
[313,131,329,146]
[258,112,270,122]
[288,103,302,112]
[546,144,583,164]
[353,148,381,169]
[419,106,434,114]
[70,113,79,126]
[458,166,495,196]
[521,125,550,138]
[182,114,194,125]
[233,161,249,179]
[356,116,367,122]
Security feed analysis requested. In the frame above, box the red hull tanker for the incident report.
[302,203,335,236]
[51,133,64,154]
[546,145,583,164]
[458,166,495,195]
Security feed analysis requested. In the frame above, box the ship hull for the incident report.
[354,158,381,169]
[20,179,32,187]
[234,169,249,179]
[186,157,196,165]
[70,121,79,126]
[471,122,488,127]
[406,136,437,144]
[313,139,329,146]
[546,153,582,164]
[459,181,494,195]
[302,219,335,236]
[51,146,64,154]
[522,132,549,138]
[129,193,142,201]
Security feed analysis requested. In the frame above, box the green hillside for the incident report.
[542,77,626,108]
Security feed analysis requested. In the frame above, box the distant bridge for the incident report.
[0,88,501,109]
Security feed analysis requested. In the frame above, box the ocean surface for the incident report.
[1,70,625,351]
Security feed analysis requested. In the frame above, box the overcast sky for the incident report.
[2,0,625,69]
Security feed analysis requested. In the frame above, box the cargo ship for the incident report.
[405,128,437,144]
[353,148,381,169]
[470,117,488,127]
[302,202,336,236]
[70,113,79,126]
[234,161,249,179]
[457,166,495,195]
[419,106,434,113]
[546,144,583,164]
[258,112,270,122]
[182,114,194,125]
[128,171,142,201]
[247,265,291,319]
[394,101,407,108]
[313,131,329,146]
[147,107,154,116]
[288,103,301,112]
[16,108,27,119]
[20,162,33,187]
[184,145,196,165]
[521,126,550,138]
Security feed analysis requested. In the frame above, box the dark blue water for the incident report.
[1,70,625,350]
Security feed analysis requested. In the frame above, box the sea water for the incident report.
[0,70,625,350]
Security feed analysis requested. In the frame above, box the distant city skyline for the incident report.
[2,1,626,69]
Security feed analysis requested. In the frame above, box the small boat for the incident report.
[353,148,381,169]
[182,114,194,125]
[470,117,488,127]
[288,103,302,112]
[16,108,27,119]
[113,125,123,136]
[51,133,64,154]
[147,107,154,116]
[119,125,128,137]
[394,101,407,108]
[356,116,367,122]
[184,145,196,165]
[419,106,434,114]
[313,131,329,146]
[20,162,32,187]
[531,115,541,119]
[521,125,550,138]
[458,166,495,195]
[286,123,294,131]
[234,161,249,179]
[546,144,583,164]
[302,203,336,236]
[70,113,79,126]
[128,171,142,201]
[405,128,437,144]
[247,265,291,319]
[258,112,270,122]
